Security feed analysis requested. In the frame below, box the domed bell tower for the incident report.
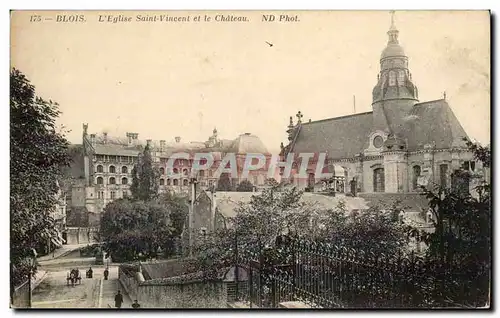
[372,11,419,133]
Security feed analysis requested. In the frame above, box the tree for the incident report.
[130,144,160,201]
[236,180,254,192]
[216,173,233,191]
[100,199,176,261]
[415,140,491,307]
[10,68,71,287]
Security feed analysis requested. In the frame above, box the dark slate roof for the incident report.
[402,99,469,151]
[290,99,468,158]
[291,112,374,159]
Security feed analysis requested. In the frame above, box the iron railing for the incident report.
[231,236,489,308]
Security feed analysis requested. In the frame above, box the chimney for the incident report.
[90,134,96,145]
[103,132,108,144]
[175,136,181,143]
[160,140,166,151]
[146,139,152,148]
[126,133,133,146]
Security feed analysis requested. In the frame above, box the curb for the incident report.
[32,271,48,290]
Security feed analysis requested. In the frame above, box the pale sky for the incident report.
[11,10,490,153]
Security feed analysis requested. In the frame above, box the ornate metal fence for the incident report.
[232,236,488,308]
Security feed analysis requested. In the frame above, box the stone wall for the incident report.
[11,280,29,308]
[118,264,227,308]
[65,227,99,245]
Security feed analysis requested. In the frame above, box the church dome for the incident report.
[228,133,270,154]
[381,43,405,59]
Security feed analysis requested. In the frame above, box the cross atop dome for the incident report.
[387,10,399,44]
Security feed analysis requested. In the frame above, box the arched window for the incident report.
[199,170,205,177]
[121,177,128,185]
[167,179,171,186]
[160,179,165,186]
[173,168,179,174]
[173,179,179,186]
[412,165,421,190]
[397,70,405,86]
[109,165,116,174]
[183,169,189,176]
[109,177,116,185]
[96,177,103,185]
[388,71,396,86]
[373,168,385,192]
[97,165,104,173]
[160,167,165,175]
[183,179,189,186]
[121,166,128,174]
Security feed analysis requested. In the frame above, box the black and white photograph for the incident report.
[9,9,491,309]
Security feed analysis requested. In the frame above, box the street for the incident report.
[32,249,133,308]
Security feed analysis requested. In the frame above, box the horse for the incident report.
[67,268,82,286]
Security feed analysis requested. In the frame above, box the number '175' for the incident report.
[30,15,41,22]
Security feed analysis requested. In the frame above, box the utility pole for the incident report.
[188,177,198,257]
[353,95,356,114]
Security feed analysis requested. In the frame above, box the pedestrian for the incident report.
[131,300,141,309]
[104,267,109,280]
[87,266,93,278]
[114,290,123,309]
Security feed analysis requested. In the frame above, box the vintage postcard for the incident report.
[10,10,491,309]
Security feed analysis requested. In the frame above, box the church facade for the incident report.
[280,14,485,195]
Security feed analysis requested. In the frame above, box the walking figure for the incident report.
[87,266,93,278]
[132,300,141,309]
[114,290,123,308]
[104,267,109,280]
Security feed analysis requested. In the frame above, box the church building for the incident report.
[280,13,484,195]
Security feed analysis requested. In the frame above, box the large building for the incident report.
[280,13,486,195]
[66,125,274,223]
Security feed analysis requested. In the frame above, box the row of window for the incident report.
[382,70,406,87]
[97,190,128,200]
[96,165,129,174]
[96,177,129,185]
[95,155,137,163]
[95,165,214,177]
[95,176,200,186]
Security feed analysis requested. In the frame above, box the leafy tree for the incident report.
[265,178,279,187]
[10,68,71,288]
[130,144,160,201]
[236,180,254,192]
[410,139,491,307]
[100,199,176,261]
[216,172,233,191]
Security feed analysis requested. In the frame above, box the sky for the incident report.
[10,10,490,153]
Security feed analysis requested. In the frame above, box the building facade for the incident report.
[280,13,486,196]
[70,125,273,218]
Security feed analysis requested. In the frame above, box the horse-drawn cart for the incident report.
[67,268,82,286]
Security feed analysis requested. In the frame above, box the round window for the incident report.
[373,136,384,148]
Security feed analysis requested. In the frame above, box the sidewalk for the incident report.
[100,279,133,309]
[37,244,88,262]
